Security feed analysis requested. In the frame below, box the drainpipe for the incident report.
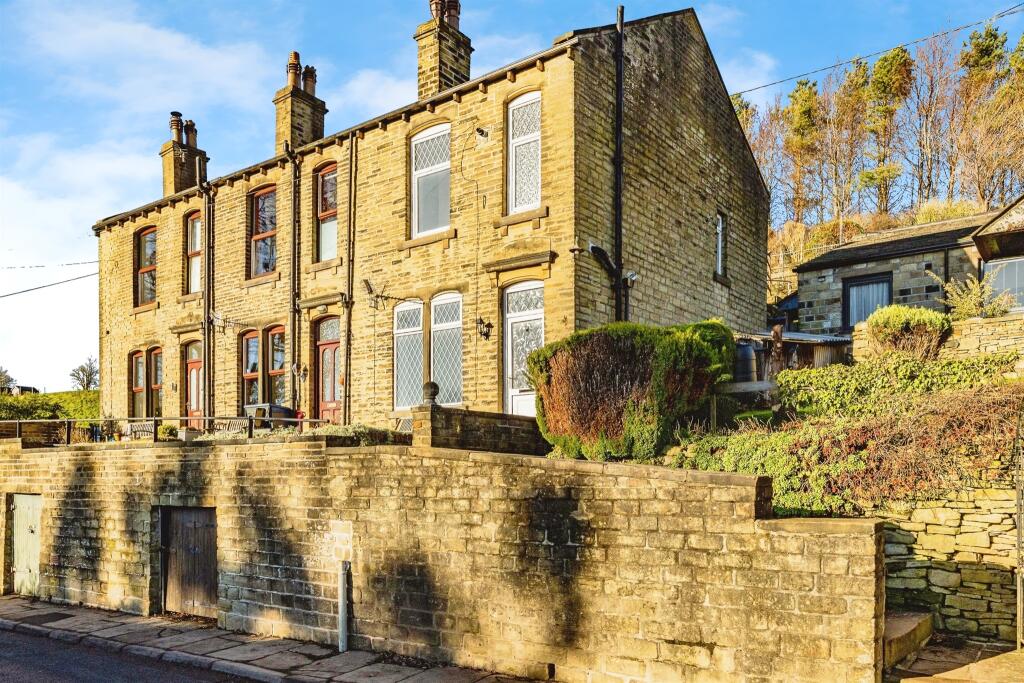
[343,134,358,425]
[612,5,625,321]
[284,142,302,412]
[198,160,216,422]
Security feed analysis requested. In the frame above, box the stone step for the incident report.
[884,611,934,670]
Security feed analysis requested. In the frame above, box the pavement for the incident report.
[0,596,523,683]
[888,633,1024,683]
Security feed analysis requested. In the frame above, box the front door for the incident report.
[316,317,342,423]
[503,281,545,416]
[163,507,218,618]
[185,343,203,430]
[12,494,42,596]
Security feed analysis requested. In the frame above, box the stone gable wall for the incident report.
[0,437,884,682]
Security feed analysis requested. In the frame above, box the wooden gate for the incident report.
[163,507,218,618]
[12,494,42,596]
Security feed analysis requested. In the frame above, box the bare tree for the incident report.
[70,357,99,391]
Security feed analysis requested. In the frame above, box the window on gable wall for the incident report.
[430,293,463,405]
[714,212,727,277]
[135,227,157,305]
[508,92,541,214]
[393,301,424,410]
[186,213,202,294]
[317,166,338,262]
[251,188,277,277]
[411,124,451,237]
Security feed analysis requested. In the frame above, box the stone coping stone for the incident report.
[757,517,885,534]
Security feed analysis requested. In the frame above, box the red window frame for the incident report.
[131,351,146,416]
[149,347,163,417]
[185,211,202,294]
[135,227,157,306]
[317,165,338,262]
[267,326,286,405]
[242,331,260,406]
[250,187,277,277]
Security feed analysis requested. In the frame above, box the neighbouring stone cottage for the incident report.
[795,199,1024,334]
[93,2,769,429]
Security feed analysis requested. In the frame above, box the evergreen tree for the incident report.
[730,93,756,135]
[860,46,914,215]
[783,79,820,224]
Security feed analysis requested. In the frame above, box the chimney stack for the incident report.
[160,111,208,196]
[415,0,472,100]
[274,51,328,154]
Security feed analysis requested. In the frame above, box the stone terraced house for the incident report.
[94,3,769,428]
[795,199,1024,334]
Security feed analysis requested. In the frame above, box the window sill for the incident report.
[304,257,342,274]
[244,271,281,288]
[401,227,457,251]
[713,272,731,288]
[493,205,548,229]
[177,292,202,303]
[132,301,159,315]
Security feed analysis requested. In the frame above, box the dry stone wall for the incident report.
[0,436,885,682]
[875,486,1018,642]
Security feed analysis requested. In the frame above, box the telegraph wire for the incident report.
[0,272,98,299]
[731,3,1024,96]
[0,259,98,270]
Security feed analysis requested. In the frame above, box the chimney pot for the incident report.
[444,0,460,29]
[302,65,317,96]
[183,119,197,147]
[169,111,183,143]
[287,51,301,88]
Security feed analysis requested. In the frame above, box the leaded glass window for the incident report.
[508,92,541,214]
[411,125,451,236]
[394,301,424,409]
[318,317,341,342]
[431,294,462,405]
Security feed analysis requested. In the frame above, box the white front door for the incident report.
[504,281,545,416]
[12,494,42,596]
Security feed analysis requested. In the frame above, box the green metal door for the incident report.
[12,494,42,596]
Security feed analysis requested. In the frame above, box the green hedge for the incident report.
[777,352,1017,416]
[865,304,950,357]
[45,390,100,419]
[527,320,734,462]
[0,390,100,422]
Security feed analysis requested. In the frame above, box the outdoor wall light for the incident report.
[476,317,494,339]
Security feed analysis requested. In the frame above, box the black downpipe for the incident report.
[284,142,302,411]
[613,5,626,321]
[198,158,215,421]
[343,134,358,425]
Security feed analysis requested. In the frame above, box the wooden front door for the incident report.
[184,342,203,430]
[12,494,42,596]
[163,507,217,618]
[315,317,342,424]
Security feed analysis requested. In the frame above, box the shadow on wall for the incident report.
[52,452,98,604]
[369,549,445,659]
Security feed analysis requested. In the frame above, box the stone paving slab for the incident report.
[889,634,1024,683]
[0,596,525,682]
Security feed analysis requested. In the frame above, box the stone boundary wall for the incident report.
[0,437,885,682]
[409,405,549,456]
[875,485,1018,642]
[853,312,1024,369]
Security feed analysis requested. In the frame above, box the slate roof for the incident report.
[793,212,999,273]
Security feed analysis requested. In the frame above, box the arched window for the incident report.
[135,227,157,305]
[130,351,146,417]
[184,341,203,426]
[241,331,260,406]
[410,124,451,237]
[316,165,338,262]
[393,300,424,409]
[430,292,462,405]
[185,212,202,294]
[250,187,277,277]
[507,92,541,214]
[267,326,287,405]
[149,348,163,416]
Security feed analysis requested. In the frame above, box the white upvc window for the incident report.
[411,124,451,237]
[985,256,1024,309]
[714,212,726,276]
[394,300,424,410]
[430,292,463,406]
[507,92,542,214]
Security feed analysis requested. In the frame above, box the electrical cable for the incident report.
[0,272,98,298]
[0,260,99,270]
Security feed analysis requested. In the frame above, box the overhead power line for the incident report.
[0,259,99,270]
[731,2,1024,96]
[0,272,98,299]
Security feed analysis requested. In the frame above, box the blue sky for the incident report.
[0,0,1021,391]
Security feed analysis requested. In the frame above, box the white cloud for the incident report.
[719,48,779,108]
[471,33,545,75]
[695,3,744,37]
[8,0,275,125]
[323,69,418,130]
